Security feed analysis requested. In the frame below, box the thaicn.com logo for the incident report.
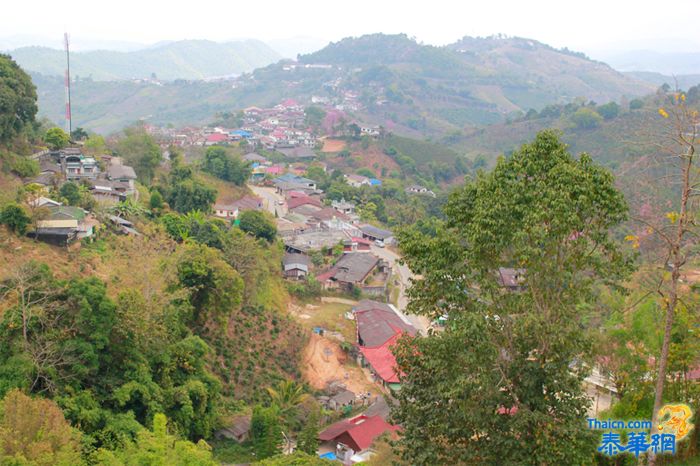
[588,404,695,457]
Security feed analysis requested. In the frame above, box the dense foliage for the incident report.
[393,131,632,464]
[0,54,37,145]
[202,146,251,186]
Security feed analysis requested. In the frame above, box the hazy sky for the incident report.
[3,0,700,55]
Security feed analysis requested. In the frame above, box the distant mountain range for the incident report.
[28,34,657,134]
[7,40,282,80]
[595,50,700,75]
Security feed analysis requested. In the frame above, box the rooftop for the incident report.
[327,253,380,284]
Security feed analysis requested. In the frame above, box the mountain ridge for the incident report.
[8,39,282,80]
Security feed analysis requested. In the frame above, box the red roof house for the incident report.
[319,414,399,453]
[205,133,229,145]
[359,332,403,384]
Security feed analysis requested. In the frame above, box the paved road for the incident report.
[249,185,287,217]
[370,245,431,334]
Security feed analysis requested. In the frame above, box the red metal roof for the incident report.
[288,196,323,210]
[359,332,403,383]
[319,415,399,451]
[206,133,228,142]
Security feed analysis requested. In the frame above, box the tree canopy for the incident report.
[393,131,631,465]
[0,54,37,145]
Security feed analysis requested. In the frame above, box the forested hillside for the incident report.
[29,34,654,134]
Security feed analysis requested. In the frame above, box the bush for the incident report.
[570,107,603,129]
[629,99,644,110]
[0,203,30,235]
[239,210,276,242]
[597,102,620,120]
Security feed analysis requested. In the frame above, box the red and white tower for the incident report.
[64,33,72,135]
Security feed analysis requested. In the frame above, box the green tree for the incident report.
[393,131,631,465]
[0,389,83,466]
[570,107,603,129]
[70,127,88,141]
[165,166,217,214]
[59,182,82,205]
[115,125,162,183]
[266,380,309,426]
[84,135,107,157]
[94,413,216,466]
[174,243,244,324]
[239,210,277,242]
[296,407,320,455]
[251,405,282,460]
[0,203,30,235]
[44,127,70,150]
[597,101,620,120]
[0,54,37,145]
[201,146,251,186]
[149,190,164,211]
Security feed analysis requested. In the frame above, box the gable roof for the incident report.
[277,146,317,159]
[283,253,311,267]
[497,267,526,288]
[107,165,137,180]
[243,152,267,162]
[287,196,323,210]
[355,307,417,348]
[273,173,316,186]
[319,415,398,451]
[360,225,393,240]
[327,253,380,284]
[46,205,86,221]
[359,332,403,383]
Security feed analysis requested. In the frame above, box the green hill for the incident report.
[8,39,281,80]
[30,34,656,135]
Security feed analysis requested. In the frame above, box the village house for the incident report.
[282,253,311,279]
[344,174,371,188]
[29,205,95,246]
[317,253,390,295]
[318,414,399,462]
[106,163,137,195]
[332,199,355,216]
[359,225,394,246]
[405,184,436,197]
[353,300,418,391]
[62,152,99,181]
[343,237,372,253]
[497,267,526,291]
[277,146,317,159]
[213,195,263,220]
[215,415,251,443]
[273,173,317,191]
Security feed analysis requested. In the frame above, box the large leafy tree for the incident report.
[239,210,277,242]
[202,146,251,186]
[44,127,70,150]
[393,131,631,465]
[0,54,37,145]
[114,125,162,183]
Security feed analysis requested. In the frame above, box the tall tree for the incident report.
[640,92,700,465]
[115,125,162,183]
[393,131,631,465]
[0,54,37,145]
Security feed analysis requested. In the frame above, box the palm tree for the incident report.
[266,380,310,422]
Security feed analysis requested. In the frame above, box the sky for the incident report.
[3,0,700,56]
